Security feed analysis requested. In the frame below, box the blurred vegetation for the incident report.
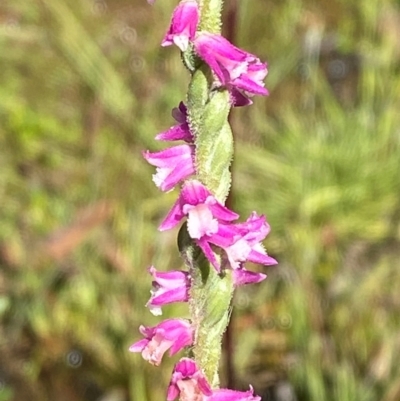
[1,0,400,400]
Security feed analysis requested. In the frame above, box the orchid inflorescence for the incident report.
[130,0,277,399]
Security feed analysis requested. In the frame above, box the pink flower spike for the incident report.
[142,144,195,192]
[207,386,261,401]
[159,180,239,234]
[156,102,194,143]
[146,266,190,316]
[129,319,193,366]
[162,0,199,52]
[167,358,212,401]
[194,32,268,100]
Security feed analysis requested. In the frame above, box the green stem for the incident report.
[179,227,234,387]
[197,0,224,34]
[182,0,235,388]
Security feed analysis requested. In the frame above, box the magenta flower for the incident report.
[232,268,267,287]
[196,212,277,271]
[143,144,195,192]
[146,266,190,316]
[207,386,261,401]
[159,180,239,236]
[220,212,277,269]
[167,358,212,401]
[193,32,268,99]
[129,319,193,366]
[162,0,199,52]
[167,358,261,401]
[229,88,254,107]
[156,102,193,143]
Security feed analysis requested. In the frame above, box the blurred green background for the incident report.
[1,0,400,400]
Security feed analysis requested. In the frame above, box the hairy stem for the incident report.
[184,0,235,387]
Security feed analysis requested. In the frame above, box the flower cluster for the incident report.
[160,0,268,107]
[130,1,276,399]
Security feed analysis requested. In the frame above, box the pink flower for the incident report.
[193,32,268,101]
[162,0,199,51]
[156,102,193,143]
[220,212,277,269]
[143,144,195,192]
[129,319,193,366]
[157,182,276,273]
[167,358,212,401]
[229,88,254,107]
[207,386,261,401]
[146,266,190,316]
[167,358,261,401]
[159,180,239,236]
[196,212,277,271]
[232,268,267,287]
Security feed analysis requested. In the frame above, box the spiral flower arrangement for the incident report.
[130,1,277,399]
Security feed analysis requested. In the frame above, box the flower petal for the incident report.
[146,266,189,314]
[167,358,213,401]
[232,268,267,286]
[162,0,199,51]
[193,32,268,103]
[130,320,193,366]
[143,144,195,192]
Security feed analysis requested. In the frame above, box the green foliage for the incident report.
[1,0,400,400]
